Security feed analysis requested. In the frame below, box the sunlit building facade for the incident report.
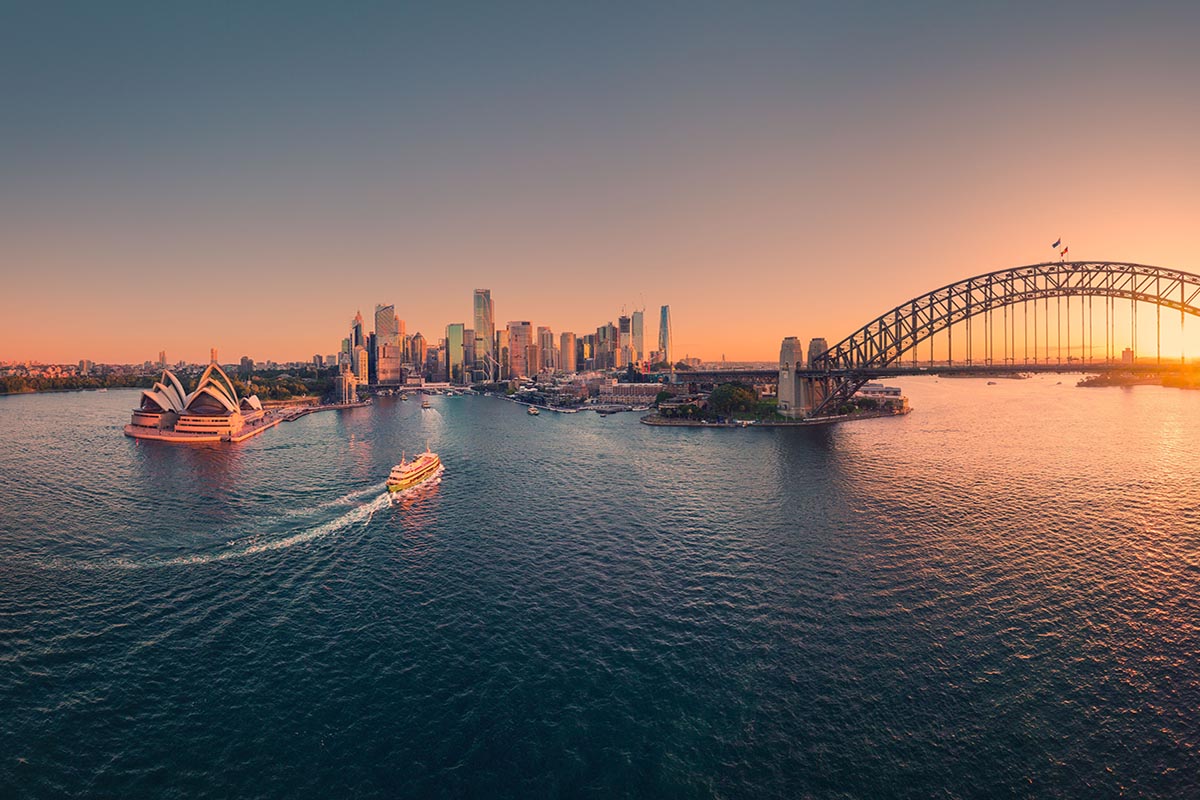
[560,332,577,373]
[375,303,403,385]
[127,365,264,439]
[658,305,672,366]
[473,289,495,381]
[507,322,533,378]
[631,310,644,361]
[446,323,465,384]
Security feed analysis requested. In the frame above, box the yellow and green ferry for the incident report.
[386,448,443,493]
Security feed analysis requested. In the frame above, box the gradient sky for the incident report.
[3,1,1200,363]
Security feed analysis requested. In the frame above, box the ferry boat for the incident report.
[527,406,540,416]
[387,447,443,493]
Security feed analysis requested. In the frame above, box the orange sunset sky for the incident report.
[3,2,1199,364]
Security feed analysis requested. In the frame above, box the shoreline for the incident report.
[640,408,911,428]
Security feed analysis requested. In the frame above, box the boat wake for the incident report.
[278,483,382,518]
[41,491,393,570]
[158,492,393,566]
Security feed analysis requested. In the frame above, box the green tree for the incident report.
[707,382,758,417]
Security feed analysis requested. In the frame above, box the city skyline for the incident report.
[5,3,1200,363]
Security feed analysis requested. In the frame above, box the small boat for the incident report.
[421,399,432,409]
[527,406,540,416]
[400,392,410,401]
[387,447,443,493]
[987,381,997,385]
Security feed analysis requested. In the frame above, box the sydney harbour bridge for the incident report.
[681,261,1200,418]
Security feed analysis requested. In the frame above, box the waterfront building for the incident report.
[79,359,94,375]
[374,303,403,385]
[560,332,577,373]
[808,337,829,366]
[367,333,378,384]
[632,310,644,361]
[445,324,465,383]
[507,322,533,378]
[598,380,673,405]
[473,289,495,381]
[335,367,358,404]
[128,364,264,438]
[354,346,369,384]
[658,305,672,367]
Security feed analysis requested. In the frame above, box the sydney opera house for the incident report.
[126,363,265,442]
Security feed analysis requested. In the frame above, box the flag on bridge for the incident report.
[1051,238,1061,249]
[1060,246,1069,257]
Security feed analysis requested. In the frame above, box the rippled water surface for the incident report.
[1,379,1198,798]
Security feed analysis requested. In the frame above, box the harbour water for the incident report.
[1,378,1198,797]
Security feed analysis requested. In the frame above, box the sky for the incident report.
[3,1,1200,363]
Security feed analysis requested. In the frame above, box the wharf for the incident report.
[639,408,910,428]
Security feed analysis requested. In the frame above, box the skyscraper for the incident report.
[410,332,427,371]
[658,305,672,367]
[495,328,509,380]
[352,310,365,350]
[596,322,617,370]
[445,323,465,384]
[374,303,402,385]
[507,322,533,377]
[631,310,644,361]
[617,315,631,354]
[462,328,476,382]
[525,342,541,376]
[560,332,577,373]
[537,326,555,372]
[473,289,495,381]
[355,347,368,383]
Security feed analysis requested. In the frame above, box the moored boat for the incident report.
[527,406,540,416]
[387,447,443,492]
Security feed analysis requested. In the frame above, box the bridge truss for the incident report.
[808,261,1200,416]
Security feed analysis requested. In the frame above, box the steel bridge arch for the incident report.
[808,261,1200,414]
